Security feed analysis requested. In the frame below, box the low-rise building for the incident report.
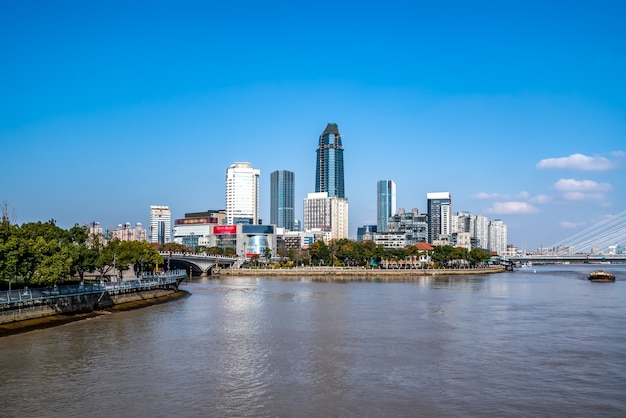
[110,222,147,241]
[387,208,428,245]
[204,224,277,257]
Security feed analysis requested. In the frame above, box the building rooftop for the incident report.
[322,123,340,136]
[414,242,435,251]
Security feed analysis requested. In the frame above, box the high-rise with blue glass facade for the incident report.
[270,170,295,230]
[377,180,396,232]
[315,123,345,198]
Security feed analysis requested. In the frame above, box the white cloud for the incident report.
[551,178,612,202]
[554,178,612,193]
[536,153,616,171]
[472,192,510,200]
[516,191,530,199]
[487,201,539,214]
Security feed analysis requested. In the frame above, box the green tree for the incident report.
[431,245,456,266]
[116,240,163,277]
[308,240,330,265]
[263,246,272,263]
[68,224,98,282]
[206,246,223,256]
[17,220,70,285]
[32,245,74,286]
[154,242,192,254]
[0,212,18,284]
[95,237,120,280]
[468,247,492,267]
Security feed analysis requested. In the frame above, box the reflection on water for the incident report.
[1,265,625,417]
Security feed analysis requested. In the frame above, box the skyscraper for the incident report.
[270,170,295,230]
[315,123,345,198]
[427,192,452,243]
[377,180,396,232]
[225,162,260,225]
[149,205,171,244]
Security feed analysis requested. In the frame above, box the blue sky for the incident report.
[1,0,624,250]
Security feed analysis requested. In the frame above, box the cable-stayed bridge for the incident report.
[509,210,626,263]
[547,210,626,255]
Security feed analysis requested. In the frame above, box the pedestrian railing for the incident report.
[0,270,187,306]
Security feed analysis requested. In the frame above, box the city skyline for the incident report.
[1,1,624,250]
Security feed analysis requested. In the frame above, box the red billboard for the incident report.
[213,225,237,234]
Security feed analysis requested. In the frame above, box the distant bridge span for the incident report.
[547,210,626,254]
[508,255,626,264]
[160,252,240,276]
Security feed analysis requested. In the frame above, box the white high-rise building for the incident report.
[472,214,489,250]
[303,192,349,241]
[225,162,260,225]
[149,205,171,244]
[488,219,508,256]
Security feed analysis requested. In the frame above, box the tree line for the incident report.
[0,218,164,288]
[273,238,492,268]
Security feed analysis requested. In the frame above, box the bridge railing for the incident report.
[0,270,187,306]
[160,251,238,260]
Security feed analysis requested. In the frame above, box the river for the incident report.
[1,264,625,417]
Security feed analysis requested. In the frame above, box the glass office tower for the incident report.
[377,180,396,232]
[270,170,295,230]
[315,123,345,198]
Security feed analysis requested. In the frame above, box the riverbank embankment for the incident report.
[0,288,188,337]
[218,265,506,278]
[0,272,188,337]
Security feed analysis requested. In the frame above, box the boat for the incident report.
[588,270,615,282]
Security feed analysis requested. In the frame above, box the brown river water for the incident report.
[1,264,625,417]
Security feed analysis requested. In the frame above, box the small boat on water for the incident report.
[588,270,615,282]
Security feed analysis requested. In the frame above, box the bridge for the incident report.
[507,210,626,264]
[546,210,626,255]
[160,252,240,276]
[507,254,626,264]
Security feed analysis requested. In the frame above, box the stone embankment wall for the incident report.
[219,266,505,277]
[0,288,178,326]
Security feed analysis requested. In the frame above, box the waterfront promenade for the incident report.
[219,265,506,277]
[0,270,188,336]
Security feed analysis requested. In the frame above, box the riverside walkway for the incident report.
[0,270,187,307]
[219,265,505,277]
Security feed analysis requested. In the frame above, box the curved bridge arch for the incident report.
[160,253,238,276]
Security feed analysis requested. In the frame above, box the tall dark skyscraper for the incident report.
[315,123,345,198]
[270,170,295,230]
